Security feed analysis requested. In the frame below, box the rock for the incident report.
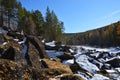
[106,58,120,68]
[0,41,27,64]
[97,52,111,59]
[42,59,73,74]
[61,46,71,52]
[2,46,15,60]
[60,74,84,80]
[27,42,42,68]
[28,36,49,59]
[0,59,80,80]
[70,63,82,73]
[57,52,74,61]
[0,34,5,45]
[70,62,89,74]
[3,34,14,41]
[0,48,4,57]
[45,45,56,50]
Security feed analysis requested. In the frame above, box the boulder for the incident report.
[27,42,42,68]
[57,52,74,61]
[106,58,120,68]
[41,59,73,74]
[28,36,49,59]
[0,41,27,64]
[2,46,15,60]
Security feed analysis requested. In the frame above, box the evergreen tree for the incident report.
[2,0,17,28]
[44,7,64,41]
[31,10,44,35]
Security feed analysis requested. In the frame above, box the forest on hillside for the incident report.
[66,21,120,47]
[0,0,65,42]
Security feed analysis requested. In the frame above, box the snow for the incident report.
[18,37,27,44]
[45,41,56,47]
[105,56,120,62]
[106,70,116,73]
[41,39,45,43]
[79,46,109,52]
[109,47,120,54]
[75,55,99,73]
[69,49,74,53]
[62,59,74,66]
[2,42,7,45]
[109,74,120,80]
[88,57,103,69]
[75,46,89,54]
[22,44,27,56]
[115,68,120,72]
[75,46,120,54]
[91,74,109,80]
[90,52,100,58]
[46,50,63,58]
[14,39,19,42]
[72,45,120,79]
[0,29,8,34]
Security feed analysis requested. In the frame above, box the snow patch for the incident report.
[109,74,120,80]
[45,41,56,47]
[18,37,27,44]
[62,59,74,66]
[46,50,63,58]
[2,42,7,45]
[13,39,19,42]
[69,49,74,53]
[115,68,120,72]
[91,74,109,80]
[90,52,100,58]
[106,70,116,73]
[22,44,27,56]
[0,29,8,34]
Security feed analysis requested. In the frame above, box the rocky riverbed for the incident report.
[0,26,120,80]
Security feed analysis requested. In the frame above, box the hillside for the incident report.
[66,21,120,47]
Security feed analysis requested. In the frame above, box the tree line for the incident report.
[66,21,120,47]
[0,0,64,42]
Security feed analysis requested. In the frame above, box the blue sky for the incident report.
[18,0,120,33]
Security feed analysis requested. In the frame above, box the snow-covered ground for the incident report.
[73,45,120,54]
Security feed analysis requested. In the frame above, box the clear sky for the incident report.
[18,0,120,33]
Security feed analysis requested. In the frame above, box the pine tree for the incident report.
[2,0,17,28]
[31,10,44,35]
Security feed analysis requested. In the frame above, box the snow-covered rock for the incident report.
[75,55,100,73]
[90,52,100,58]
[109,74,120,80]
